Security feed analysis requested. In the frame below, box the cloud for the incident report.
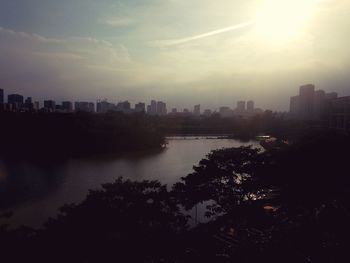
[150,21,255,47]
[103,18,136,27]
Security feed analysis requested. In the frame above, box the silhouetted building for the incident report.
[203,109,212,117]
[299,84,315,120]
[148,100,157,115]
[289,84,339,121]
[135,102,146,113]
[116,101,131,113]
[236,101,246,114]
[0,89,3,104]
[193,104,200,117]
[325,92,338,100]
[220,106,233,118]
[62,101,73,112]
[147,105,152,115]
[97,100,113,113]
[34,102,40,111]
[171,108,177,114]
[44,100,56,112]
[156,101,167,116]
[24,97,34,111]
[8,94,24,111]
[290,95,300,117]
[247,101,254,112]
[75,102,95,112]
[329,96,350,132]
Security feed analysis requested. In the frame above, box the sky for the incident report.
[0,0,350,111]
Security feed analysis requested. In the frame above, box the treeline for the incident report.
[1,131,349,262]
[0,112,165,160]
[155,111,307,140]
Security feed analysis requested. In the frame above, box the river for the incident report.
[0,137,260,228]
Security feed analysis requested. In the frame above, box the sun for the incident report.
[255,0,317,43]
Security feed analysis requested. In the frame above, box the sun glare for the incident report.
[255,0,317,43]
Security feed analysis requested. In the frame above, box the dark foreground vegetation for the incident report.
[0,112,165,160]
[0,110,309,160]
[1,131,349,262]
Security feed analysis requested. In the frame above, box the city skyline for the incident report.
[1,0,350,111]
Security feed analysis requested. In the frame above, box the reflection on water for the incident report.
[0,138,259,228]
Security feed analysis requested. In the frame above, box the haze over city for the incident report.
[1,0,350,110]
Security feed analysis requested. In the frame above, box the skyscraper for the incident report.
[236,101,246,113]
[247,101,254,112]
[299,84,315,120]
[8,94,24,111]
[135,102,146,113]
[0,89,3,104]
[149,100,157,115]
[44,100,56,112]
[156,101,167,116]
[62,101,73,112]
[193,104,201,117]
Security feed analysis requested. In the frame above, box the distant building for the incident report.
[193,104,201,117]
[75,102,95,112]
[326,92,338,100]
[219,106,233,118]
[0,89,3,105]
[171,108,177,114]
[135,102,146,113]
[148,100,157,115]
[8,94,24,110]
[147,105,152,115]
[299,84,315,120]
[62,101,73,112]
[116,101,131,113]
[44,100,56,112]
[203,109,212,117]
[236,101,246,114]
[247,101,254,112]
[24,97,34,111]
[289,95,300,117]
[328,96,350,132]
[289,84,339,121]
[156,101,167,116]
[97,100,113,113]
[34,102,40,111]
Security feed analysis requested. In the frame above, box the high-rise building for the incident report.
[156,101,167,116]
[135,102,146,113]
[203,109,212,117]
[147,105,152,115]
[0,89,3,104]
[290,96,300,117]
[299,84,315,120]
[314,90,326,120]
[236,101,246,113]
[220,106,233,118]
[116,101,131,113]
[97,100,112,113]
[8,94,24,111]
[193,104,201,117]
[325,92,338,100]
[247,101,254,112]
[24,97,34,111]
[328,96,350,132]
[75,102,95,112]
[62,101,73,112]
[148,100,157,115]
[44,100,56,111]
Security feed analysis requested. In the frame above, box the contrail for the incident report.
[151,20,255,47]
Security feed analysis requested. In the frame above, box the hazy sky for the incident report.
[1,0,350,110]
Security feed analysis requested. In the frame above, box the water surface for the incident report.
[0,137,259,227]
